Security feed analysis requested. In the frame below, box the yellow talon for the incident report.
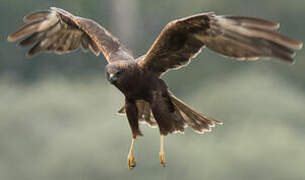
[127,154,136,170]
[127,138,136,170]
[159,151,166,167]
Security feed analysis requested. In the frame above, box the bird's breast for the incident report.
[118,74,160,100]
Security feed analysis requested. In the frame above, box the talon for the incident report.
[127,138,136,170]
[159,151,166,167]
[127,154,136,170]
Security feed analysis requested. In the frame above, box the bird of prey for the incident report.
[8,7,302,170]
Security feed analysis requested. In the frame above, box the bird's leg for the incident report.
[127,138,136,170]
[125,98,143,170]
[159,135,166,167]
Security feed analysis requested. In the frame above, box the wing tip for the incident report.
[7,35,15,42]
[23,10,51,22]
[274,22,280,29]
[215,120,223,126]
[287,40,303,50]
[296,41,303,50]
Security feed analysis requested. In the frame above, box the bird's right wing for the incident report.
[137,13,302,76]
[8,7,134,63]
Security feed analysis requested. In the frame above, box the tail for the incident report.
[169,93,222,134]
[118,94,222,134]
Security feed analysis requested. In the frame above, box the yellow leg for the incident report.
[127,138,136,170]
[159,135,166,167]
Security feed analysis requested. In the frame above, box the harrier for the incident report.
[8,7,302,170]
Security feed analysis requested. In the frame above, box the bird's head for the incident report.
[105,61,135,86]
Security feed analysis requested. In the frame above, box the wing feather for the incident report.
[8,7,133,63]
[138,13,302,75]
[18,32,45,46]
[23,11,51,22]
[223,16,280,30]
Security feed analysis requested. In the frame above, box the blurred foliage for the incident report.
[0,0,304,180]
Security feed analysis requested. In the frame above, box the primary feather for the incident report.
[8,7,133,62]
[138,13,302,75]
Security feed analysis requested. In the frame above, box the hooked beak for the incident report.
[108,73,117,84]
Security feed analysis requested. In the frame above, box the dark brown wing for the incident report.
[7,7,133,63]
[137,13,303,75]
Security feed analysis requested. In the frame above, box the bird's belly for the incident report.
[124,87,150,100]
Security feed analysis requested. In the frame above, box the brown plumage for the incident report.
[8,7,133,61]
[8,7,303,170]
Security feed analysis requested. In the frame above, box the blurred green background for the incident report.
[1,0,304,179]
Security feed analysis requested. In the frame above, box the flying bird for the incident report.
[8,7,303,170]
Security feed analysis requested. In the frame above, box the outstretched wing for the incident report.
[8,7,133,63]
[137,13,303,75]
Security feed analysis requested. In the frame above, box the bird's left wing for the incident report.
[8,7,133,63]
[137,13,302,75]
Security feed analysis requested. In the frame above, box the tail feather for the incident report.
[169,93,222,134]
[118,95,222,134]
